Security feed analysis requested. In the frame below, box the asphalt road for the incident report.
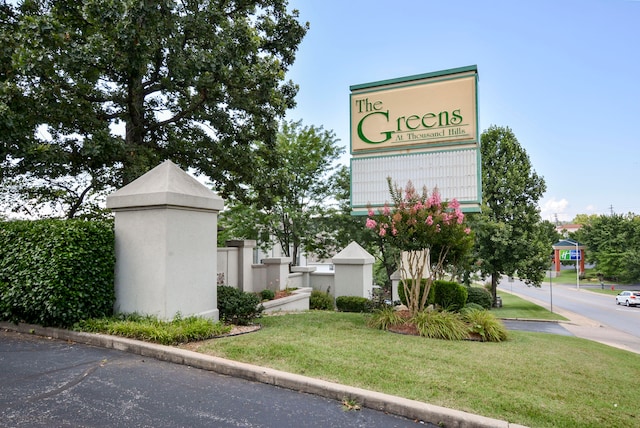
[498,276,640,339]
[0,329,429,428]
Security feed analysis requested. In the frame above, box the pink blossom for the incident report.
[443,213,452,225]
[365,218,377,229]
[379,227,387,237]
[392,227,398,236]
[456,210,464,224]
[464,227,471,235]
[425,215,434,226]
[383,204,391,216]
[449,198,460,210]
[368,209,375,217]
[414,201,424,211]
[427,190,441,208]
[404,182,416,200]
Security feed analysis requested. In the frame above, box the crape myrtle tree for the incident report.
[219,120,345,266]
[0,0,308,218]
[473,125,551,305]
[366,179,473,316]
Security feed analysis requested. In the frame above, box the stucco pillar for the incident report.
[106,160,224,321]
[332,241,375,298]
[226,240,257,293]
[390,270,401,303]
[291,266,316,288]
[263,257,292,291]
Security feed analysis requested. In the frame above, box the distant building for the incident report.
[555,223,582,235]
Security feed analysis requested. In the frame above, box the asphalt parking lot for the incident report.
[0,329,435,428]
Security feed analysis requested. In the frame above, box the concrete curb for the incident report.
[1,322,527,428]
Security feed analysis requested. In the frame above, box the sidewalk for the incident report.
[499,287,640,355]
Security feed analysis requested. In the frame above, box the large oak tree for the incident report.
[473,125,551,304]
[0,0,307,218]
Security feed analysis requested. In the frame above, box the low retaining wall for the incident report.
[261,287,312,313]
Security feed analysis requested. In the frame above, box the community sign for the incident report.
[350,65,482,215]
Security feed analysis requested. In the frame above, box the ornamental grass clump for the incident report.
[74,313,231,345]
[366,178,473,317]
[367,306,404,330]
[411,310,469,341]
[461,308,508,342]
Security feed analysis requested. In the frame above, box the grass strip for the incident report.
[74,314,231,345]
[492,291,567,320]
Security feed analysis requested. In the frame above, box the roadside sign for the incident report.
[559,249,581,261]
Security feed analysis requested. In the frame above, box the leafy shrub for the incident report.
[466,286,493,309]
[461,309,508,342]
[217,285,263,325]
[310,290,334,310]
[463,302,485,312]
[335,296,372,313]
[260,289,275,301]
[411,310,469,340]
[367,306,404,330]
[0,219,115,327]
[397,279,435,307]
[432,280,468,312]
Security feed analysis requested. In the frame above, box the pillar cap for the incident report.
[107,160,223,211]
[332,241,374,265]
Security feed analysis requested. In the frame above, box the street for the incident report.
[0,329,427,428]
[498,276,640,339]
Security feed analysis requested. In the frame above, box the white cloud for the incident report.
[539,197,570,223]
[585,204,598,214]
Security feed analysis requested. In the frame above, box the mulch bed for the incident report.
[387,309,420,336]
[273,290,293,300]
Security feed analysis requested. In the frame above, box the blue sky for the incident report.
[284,0,640,223]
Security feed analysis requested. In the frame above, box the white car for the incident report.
[615,291,640,307]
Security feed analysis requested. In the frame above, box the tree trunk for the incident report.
[491,273,499,307]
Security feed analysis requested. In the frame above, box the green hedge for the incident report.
[398,279,468,312]
[466,286,493,309]
[0,219,115,327]
[432,280,468,312]
[217,285,263,325]
[310,290,334,310]
[335,296,372,313]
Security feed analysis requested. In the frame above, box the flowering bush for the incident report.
[366,179,473,315]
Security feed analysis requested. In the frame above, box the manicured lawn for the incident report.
[187,309,638,428]
[588,288,621,296]
[184,304,640,427]
[76,291,637,427]
[554,267,625,289]
[492,291,567,320]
